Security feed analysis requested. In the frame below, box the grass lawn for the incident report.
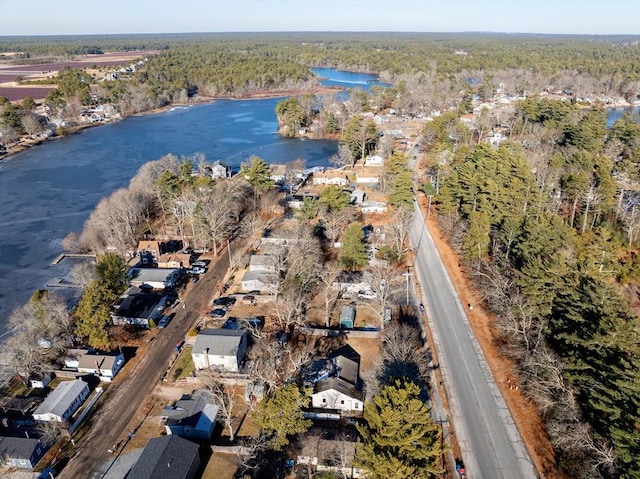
[172,346,194,380]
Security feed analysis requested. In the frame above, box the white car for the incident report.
[191,266,206,274]
[358,290,376,300]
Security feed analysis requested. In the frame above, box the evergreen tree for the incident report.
[254,383,311,450]
[340,222,369,270]
[319,184,350,212]
[240,155,274,193]
[389,170,415,210]
[355,381,444,479]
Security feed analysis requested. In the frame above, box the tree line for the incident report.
[428,97,639,478]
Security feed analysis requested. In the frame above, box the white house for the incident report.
[33,379,90,423]
[360,201,387,214]
[162,390,219,440]
[364,155,384,166]
[311,378,364,412]
[312,170,350,186]
[355,170,380,185]
[75,351,125,382]
[241,271,278,292]
[249,254,278,273]
[128,268,181,290]
[192,329,249,373]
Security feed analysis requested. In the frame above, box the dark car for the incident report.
[213,296,236,307]
[419,303,425,313]
[209,308,227,318]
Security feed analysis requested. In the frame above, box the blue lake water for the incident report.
[606,105,640,127]
[0,69,383,328]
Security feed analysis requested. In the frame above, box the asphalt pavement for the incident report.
[409,201,537,479]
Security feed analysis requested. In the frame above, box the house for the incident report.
[192,329,249,373]
[207,161,230,179]
[127,435,201,479]
[161,390,218,440]
[328,345,360,385]
[364,155,384,166]
[0,436,50,469]
[333,271,374,295]
[311,377,364,412]
[287,193,319,210]
[128,268,181,290]
[33,379,90,423]
[350,189,366,205]
[269,163,288,184]
[360,200,387,214]
[157,252,191,269]
[261,229,302,246]
[355,169,380,185]
[241,271,278,293]
[312,170,350,186]
[298,436,363,478]
[28,372,52,389]
[111,286,167,328]
[311,345,363,413]
[340,305,356,329]
[249,254,278,273]
[75,350,125,382]
[137,240,165,266]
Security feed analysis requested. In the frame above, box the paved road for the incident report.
[409,202,537,479]
[59,244,239,479]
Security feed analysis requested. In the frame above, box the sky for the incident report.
[0,0,639,36]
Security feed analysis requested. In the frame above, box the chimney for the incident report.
[203,348,210,369]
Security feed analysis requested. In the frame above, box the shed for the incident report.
[340,305,355,329]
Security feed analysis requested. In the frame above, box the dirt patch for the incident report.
[417,196,563,478]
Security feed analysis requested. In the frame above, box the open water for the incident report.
[0,68,381,330]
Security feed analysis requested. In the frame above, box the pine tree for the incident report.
[254,383,311,450]
[240,155,274,193]
[340,222,369,270]
[355,381,444,479]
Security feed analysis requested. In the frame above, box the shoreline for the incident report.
[0,84,345,162]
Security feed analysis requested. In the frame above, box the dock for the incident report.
[51,253,96,265]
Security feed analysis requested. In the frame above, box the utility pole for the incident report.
[227,239,232,270]
[402,267,413,304]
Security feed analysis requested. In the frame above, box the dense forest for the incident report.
[426,98,639,478]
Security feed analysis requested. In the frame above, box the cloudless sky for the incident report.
[1,0,639,36]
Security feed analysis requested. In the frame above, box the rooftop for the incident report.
[33,379,87,419]
[193,329,247,357]
[126,435,200,479]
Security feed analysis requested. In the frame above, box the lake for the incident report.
[0,68,381,330]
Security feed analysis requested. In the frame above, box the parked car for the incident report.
[209,308,227,318]
[213,296,236,306]
[358,290,377,300]
[175,341,184,352]
[191,266,206,274]
[242,295,257,306]
[192,260,208,267]
[157,315,171,329]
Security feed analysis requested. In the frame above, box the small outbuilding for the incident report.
[340,305,355,329]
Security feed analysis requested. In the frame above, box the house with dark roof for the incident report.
[126,435,201,479]
[32,379,90,423]
[192,329,249,373]
[0,436,50,469]
[111,286,167,329]
[311,345,364,413]
[161,390,219,440]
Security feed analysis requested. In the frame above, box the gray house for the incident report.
[161,390,219,440]
[249,254,278,273]
[127,435,200,479]
[0,436,50,469]
[32,379,90,423]
[240,270,278,293]
[192,329,249,373]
